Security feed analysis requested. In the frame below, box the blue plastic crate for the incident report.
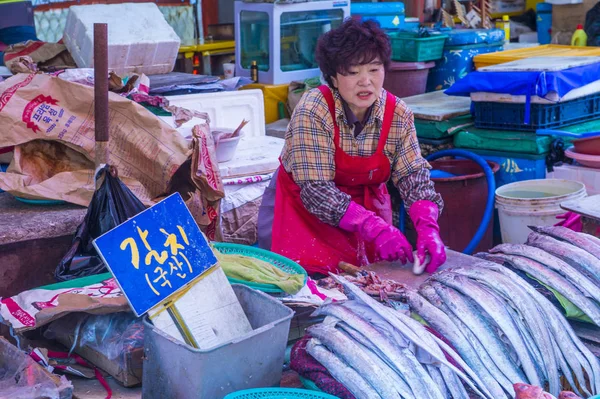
[473,92,600,132]
[0,164,7,193]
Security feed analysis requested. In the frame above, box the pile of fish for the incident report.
[317,270,407,301]
[410,226,600,398]
[304,226,600,398]
[306,274,493,399]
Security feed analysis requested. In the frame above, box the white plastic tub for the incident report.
[212,128,243,163]
[495,179,587,244]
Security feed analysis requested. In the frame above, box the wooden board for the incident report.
[561,194,600,222]
[363,250,476,289]
[402,90,472,122]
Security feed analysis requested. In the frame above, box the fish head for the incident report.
[513,383,544,399]
[558,392,582,399]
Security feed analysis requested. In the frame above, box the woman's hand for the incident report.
[339,202,414,264]
[409,200,446,273]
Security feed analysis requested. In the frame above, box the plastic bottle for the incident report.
[571,24,588,46]
[250,60,259,83]
[502,15,510,43]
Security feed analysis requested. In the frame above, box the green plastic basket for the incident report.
[213,242,307,294]
[389,32,447,62]
[223,388,339,399]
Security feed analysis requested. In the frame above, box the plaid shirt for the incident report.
[281,86,443,226]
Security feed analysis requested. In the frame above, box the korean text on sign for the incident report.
[93,193,218,316]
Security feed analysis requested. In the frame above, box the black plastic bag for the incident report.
[585,2,600,47]
[545,138,574,173]
[54,165,146,281]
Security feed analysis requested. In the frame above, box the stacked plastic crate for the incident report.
[446,55,600,188]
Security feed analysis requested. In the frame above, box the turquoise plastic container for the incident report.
[225,388,339,399]
[537,3,552,45]
[351,2,405,30]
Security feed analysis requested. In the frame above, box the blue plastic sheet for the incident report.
[445,62,600,124]
[445,63,600,98]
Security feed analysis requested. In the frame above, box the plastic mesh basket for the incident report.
[213,242,307,293]
[389,32,447,62]
[223,388,340,399]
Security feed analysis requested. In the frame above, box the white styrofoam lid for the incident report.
[479,56,600,72]
[163,90,266,138]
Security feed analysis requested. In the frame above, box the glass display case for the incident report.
[234,0,350,85]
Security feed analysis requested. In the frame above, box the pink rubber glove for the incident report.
[409,200,446,274]
[555,211,583,232]
[339,202,414,264]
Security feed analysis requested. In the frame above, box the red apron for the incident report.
[271,85,396,275]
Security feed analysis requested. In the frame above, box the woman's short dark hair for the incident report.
[315,18,391,87]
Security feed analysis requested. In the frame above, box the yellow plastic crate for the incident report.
[240,83,289,124]
[473,44,600,69]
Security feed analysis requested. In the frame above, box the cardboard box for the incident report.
[55,333,143,387]
[551,0,596,39]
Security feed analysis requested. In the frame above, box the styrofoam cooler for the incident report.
[63,3,180,75]
[426,29,504,92]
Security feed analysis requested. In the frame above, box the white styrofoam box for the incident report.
[159,90,282,178]
[217,135,284,178]
[62,3,180,75]
[161,90,267,138]
[35,5,195,45]
[547,164,600,196]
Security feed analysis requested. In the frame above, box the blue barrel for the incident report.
[426,29,504,92]
[537,3,552,45]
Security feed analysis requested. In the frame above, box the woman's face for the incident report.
[331,59,385,120]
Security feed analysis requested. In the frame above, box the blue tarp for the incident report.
[445,62,600,99]
[445,62,600,124]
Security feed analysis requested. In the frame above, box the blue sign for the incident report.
[93,192,218,316]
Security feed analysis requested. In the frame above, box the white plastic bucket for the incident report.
[495,179,587,244]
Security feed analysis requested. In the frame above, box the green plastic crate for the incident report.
[389,32,447,62]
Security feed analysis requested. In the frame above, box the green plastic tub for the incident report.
[453,129,553,155]
[389,32,447,62]
[415,114,473,139]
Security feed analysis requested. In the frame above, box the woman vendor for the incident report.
[258,18,446,276]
